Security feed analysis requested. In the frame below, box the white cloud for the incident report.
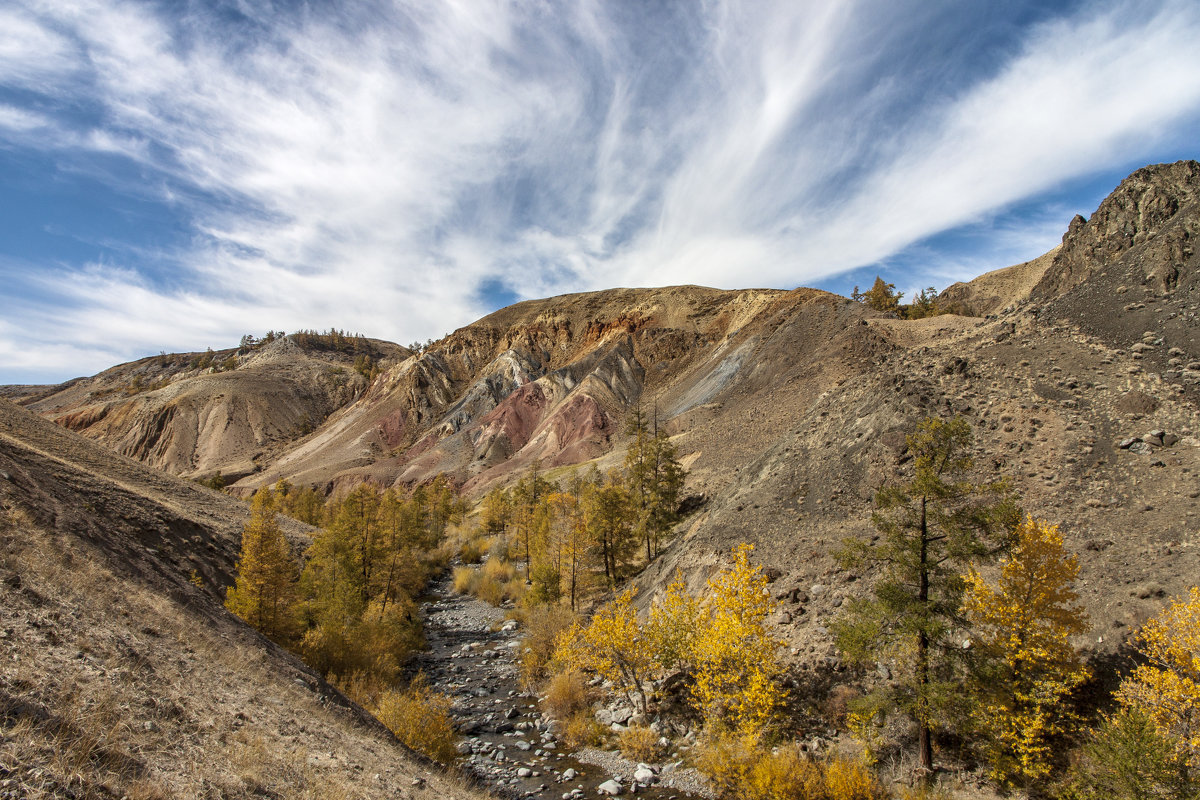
[1,0,1199,383]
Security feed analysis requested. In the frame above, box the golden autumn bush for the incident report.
[554,545,784,739]
[562,711,605,749]
[962,516,1090,783]
[554,587,657,713]
[519,603,576,691]
[541,668,591,720]
[696,732,883,800]
[1115,585,1200,769]
[373,674,458,763]
[618,725,662,762]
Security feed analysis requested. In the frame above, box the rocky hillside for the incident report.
[0,398,480,798]
[9,335,407,483]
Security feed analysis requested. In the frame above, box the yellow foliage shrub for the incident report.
[747,745,823,800]
[452,566,476,595]
[697,731,883,800]
[695,731,755,798]
[542,668,592,720]
[459,536,486,564]
[475,574,508,606]
[562,711,605,749]
[466,555,524,606]
[520,604,576,691]
[373,675,458,763]
[823,755,883,800]
[1116,585,1200,767]
[481,555,516,583]
[618,725,663,763]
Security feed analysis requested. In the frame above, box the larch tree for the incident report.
[225,486,300,645]
[962,516,1090,784]
[684,544,782,739]
[833,416,1020,779]
[1116,585,1200,775]
[584,469,634,587]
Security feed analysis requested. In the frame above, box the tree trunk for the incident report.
[917,495,934,780]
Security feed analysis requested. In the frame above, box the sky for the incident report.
[2,0,1199,384]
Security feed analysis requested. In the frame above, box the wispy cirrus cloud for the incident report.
[1,0,1198,383]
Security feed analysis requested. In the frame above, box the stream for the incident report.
[415,570,711,799]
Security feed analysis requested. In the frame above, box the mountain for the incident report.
[0,397,479,798]
[10,334,407,483]
[7,160,1200,669]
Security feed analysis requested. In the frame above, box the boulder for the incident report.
[598,778,623,796]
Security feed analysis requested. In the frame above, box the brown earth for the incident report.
[11,336,407,484]
[0,398,482,799]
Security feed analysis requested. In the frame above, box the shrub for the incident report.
[695,730,756,798]
[562,711,605,749]
[697,732,884,800]
[374,674,458,763]
[452,566,476,595]
[471,555,524,607]
[459,536,486,564]
[542,668,591,720]
[481,554,516,583]
[519,604,576,691]
[747,745,823,800]
[824,755,883,800]
[618,725,663,763]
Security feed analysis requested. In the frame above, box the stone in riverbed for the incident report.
[598,779,622,796]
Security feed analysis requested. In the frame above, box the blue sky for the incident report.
[2,0,1199,384]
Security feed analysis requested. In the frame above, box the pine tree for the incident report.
[963,517,1090,784]
[833,416,1020,779]
[225,486,300,644]
[851,276,903,313]
[625,410,686,562]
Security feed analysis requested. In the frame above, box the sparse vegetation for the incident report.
[373,674,459,763]
[833,416,1020,778]
[618,724,663,762]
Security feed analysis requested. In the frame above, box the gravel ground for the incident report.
[417,569,712,799]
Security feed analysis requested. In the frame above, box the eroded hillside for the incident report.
[0,398,480,799]
[12,335,407,483]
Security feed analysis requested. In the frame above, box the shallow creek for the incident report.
[415,572,710,799]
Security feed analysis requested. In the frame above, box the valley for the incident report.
[3,160,1200,797]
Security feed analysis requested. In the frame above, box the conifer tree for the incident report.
[963,517,1090,783]
[225,486,300,645]
[833,416,1020,779]
[1116,585,1200,774]
[585,469,634,587]
[851,276,903,313]
[625,409,686,561]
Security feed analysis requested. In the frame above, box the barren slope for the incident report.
[0,399,478,799]
[17,336,406,482]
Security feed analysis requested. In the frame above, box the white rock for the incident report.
[561,768,577,781]
[598,779,623,796]
[633,766,655,784]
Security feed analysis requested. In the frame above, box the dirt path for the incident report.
[416,571,710,799]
